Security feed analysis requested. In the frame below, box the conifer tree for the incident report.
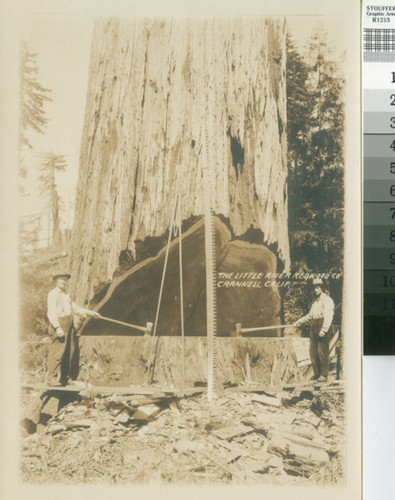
[286,30,345,320]
[19,41,52,177]
[287,30,345,275]
[37,152,67,246]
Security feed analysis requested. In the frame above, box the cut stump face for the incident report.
[83,217,282,337]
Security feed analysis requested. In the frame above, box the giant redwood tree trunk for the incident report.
[69,17,289,337]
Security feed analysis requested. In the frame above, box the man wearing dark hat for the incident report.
[47,272,100,386]
[294,278,334,382]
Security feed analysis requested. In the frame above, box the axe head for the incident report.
[144,322,153,337]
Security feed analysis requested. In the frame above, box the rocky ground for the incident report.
[20,380,345,486]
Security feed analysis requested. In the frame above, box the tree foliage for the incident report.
[19,214,42,255]
[37,152,67,246]
[285,30,345,321]
[19,41,52,175]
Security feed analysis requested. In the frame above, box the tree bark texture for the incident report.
[78,337,301,390]
[70,18,289,310]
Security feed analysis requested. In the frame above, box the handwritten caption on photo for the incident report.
[217,271,342,288]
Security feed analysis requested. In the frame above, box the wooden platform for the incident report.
[22,384,81,393]
[21,383,206,397]
[283,379,345,392]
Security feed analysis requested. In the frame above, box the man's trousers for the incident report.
[47,315,80,385]
[309,318,331,378]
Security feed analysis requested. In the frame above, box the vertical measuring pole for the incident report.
[203,26,217,400]
[203,167,217,401]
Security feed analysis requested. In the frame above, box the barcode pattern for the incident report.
[364,29,395,52]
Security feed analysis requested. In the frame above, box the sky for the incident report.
[19,12,347,233]
[20,14,94,228]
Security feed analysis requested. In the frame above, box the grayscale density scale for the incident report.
[363,0,395,354]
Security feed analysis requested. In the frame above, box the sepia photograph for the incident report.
[0,0,361,498]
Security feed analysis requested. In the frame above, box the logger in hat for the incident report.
[46,271,100,386]
[294,278,334,382]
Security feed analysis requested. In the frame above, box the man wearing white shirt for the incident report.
[294,278,334,382]
[47,272,99,386]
